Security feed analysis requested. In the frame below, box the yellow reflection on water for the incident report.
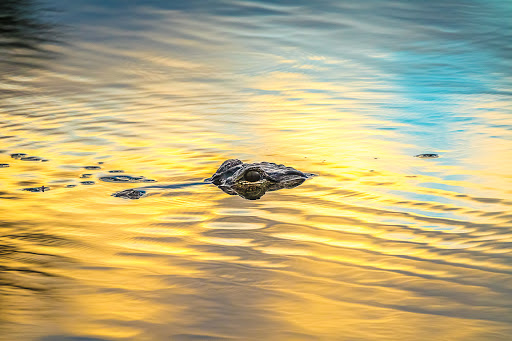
[2,79,512,340]
[1,5,512,340]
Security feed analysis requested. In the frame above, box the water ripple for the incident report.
[1,0,511,340]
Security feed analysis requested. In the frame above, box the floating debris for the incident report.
[84,166,101,170]
[11,153,27,159]
[99,175,156,183]
[98,161,104,164]
[80,174,93,178]
[108,170,124,173]
[23,186,50,192]
[20,156,46,162]
[80,181,95,185]
[0,164,9,168]
[415,153,439,159]
[112,188,146,199]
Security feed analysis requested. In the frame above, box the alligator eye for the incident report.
[245,170,261,182]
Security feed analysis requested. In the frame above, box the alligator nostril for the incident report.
[245,170,261,182]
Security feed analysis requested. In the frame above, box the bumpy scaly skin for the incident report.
[206,159,316,200]
[415,153,439,159]
[112,188,146,199]
[111,159,315,200]
[23,186,50,192]
[100,175,155,183]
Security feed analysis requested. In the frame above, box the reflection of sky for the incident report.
[1,0,509,192]
[2,2,512,339]
[0,0,508,206]
[43,0,512,150]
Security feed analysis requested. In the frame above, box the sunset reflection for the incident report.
[1,0,511,340]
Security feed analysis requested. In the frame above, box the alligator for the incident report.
[414,153,439,159]
[4,152,440,198]
[112,159,316,200]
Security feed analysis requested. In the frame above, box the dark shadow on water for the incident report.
[0,0,56,51]
[0,0,61,96]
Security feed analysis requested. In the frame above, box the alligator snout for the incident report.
[209,159,316,200]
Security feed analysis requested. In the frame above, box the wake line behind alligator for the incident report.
[113,159,317,200]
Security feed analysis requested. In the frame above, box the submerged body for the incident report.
[113,159,316,200]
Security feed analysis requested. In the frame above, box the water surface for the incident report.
[1,0,512,340]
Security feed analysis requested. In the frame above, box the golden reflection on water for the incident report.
[1,1,512,340]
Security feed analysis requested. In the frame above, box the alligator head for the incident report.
[206,159,316,200]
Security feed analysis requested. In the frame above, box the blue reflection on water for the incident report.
[1,1,512,340]
[2,0,510,156]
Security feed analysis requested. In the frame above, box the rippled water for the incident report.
[1,0,512,340]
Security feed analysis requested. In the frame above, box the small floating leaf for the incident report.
[414,153,439,159]
[80,181,95,185]
[23,186,50,192]
[20,156,44,161]
[112,188,146,199]
[99,175,155,183]
[11,153,27,159]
